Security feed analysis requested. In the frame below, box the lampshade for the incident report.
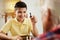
[4,0,20,13]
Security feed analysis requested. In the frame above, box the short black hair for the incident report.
[14,1,27,9]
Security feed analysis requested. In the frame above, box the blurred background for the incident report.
[0,0,60,35]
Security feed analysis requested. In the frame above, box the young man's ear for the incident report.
[14,8,17,12]
[14,9,16,16]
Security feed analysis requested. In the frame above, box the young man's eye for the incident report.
[18,11,22,13]
[24,11,26,13]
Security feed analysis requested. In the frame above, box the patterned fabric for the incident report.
[33,27,60,40]
[39,32,60,40]
[33,32,60,40]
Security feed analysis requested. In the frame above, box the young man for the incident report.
[0,1,38,40]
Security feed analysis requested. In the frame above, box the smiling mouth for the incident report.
[19,16,23,18]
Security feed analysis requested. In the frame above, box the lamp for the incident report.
[4,0,20,13]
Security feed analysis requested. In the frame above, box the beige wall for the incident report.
[0,0,5,29]
[43,0,60,16]
[21,0,43,34]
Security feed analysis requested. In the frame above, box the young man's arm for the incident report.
[0,31,13,40]
[31,24,38,37]
[0,31,22,40]
[0,19,22,40]
[30,16,38,37]
[0,19,13,40]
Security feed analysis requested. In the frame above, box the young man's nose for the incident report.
[19,13,24,16]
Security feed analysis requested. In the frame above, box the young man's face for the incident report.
[15,8,27,20]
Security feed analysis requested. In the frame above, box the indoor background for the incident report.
[0,0,60,35]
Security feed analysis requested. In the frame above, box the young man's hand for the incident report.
[30,16,37,25]
[0,30,23,40]
[30,16,38,37]
[11,35,23,40]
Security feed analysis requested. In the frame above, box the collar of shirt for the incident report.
[14,18,27,25]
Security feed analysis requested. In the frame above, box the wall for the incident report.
[43,0,60,16]
[0,0,5,29]
[21,0,43,34]
[0,0,20,29]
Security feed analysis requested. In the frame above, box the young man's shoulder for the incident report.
[7,18,32,23]
[7,18,16,22]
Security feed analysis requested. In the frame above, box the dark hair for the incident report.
[14,1,27,9]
